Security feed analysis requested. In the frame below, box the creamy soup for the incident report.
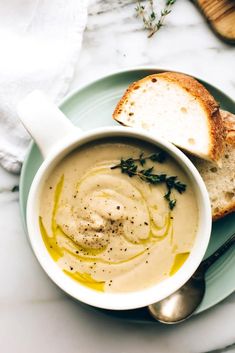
[39,138,198,293]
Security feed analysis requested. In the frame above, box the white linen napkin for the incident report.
[0,0,88,173]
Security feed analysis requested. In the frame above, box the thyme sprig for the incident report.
[110,151,166,170]
[111,152,186,210]
[135,0,176,38]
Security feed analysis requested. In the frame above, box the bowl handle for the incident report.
[17,90,81,158]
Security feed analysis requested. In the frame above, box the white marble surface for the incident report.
[1,1,235,352]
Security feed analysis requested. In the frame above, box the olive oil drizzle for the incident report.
[56,220,148,265]
[41,175,106,291]
[40,170,186,292]
[65,241,148,265]
[170,252,190,276]
[63,270,105,291]
[39,216,62,261]
[51,175,64,234]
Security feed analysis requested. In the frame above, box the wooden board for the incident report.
[192,0,235,44]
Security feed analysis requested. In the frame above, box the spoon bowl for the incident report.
[148,271,205,323]
[148,232,235,323]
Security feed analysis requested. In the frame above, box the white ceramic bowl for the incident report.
[17,91,212,310]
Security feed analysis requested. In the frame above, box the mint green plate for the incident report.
[20,68,235,322]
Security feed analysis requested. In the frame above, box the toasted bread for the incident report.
[113,72,225,162]
[193,110,235,220]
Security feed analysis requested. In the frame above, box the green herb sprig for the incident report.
[135,0,176,38]
[111,152,186,210]
[111,151,166,170]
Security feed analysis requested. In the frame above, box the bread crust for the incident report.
[113,71,225,162]
[113,80,144,121]
[213,201,235,221]
[221,110,235,145]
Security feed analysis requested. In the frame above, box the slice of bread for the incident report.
[192,110,235,220]
[113,72,225,162]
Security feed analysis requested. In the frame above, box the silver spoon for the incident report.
[148,233,235,324]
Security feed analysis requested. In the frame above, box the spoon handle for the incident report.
[200,232,235,272]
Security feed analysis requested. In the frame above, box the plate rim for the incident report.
[60,65,235,104]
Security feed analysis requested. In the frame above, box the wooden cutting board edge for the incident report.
[191,0,235,45]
